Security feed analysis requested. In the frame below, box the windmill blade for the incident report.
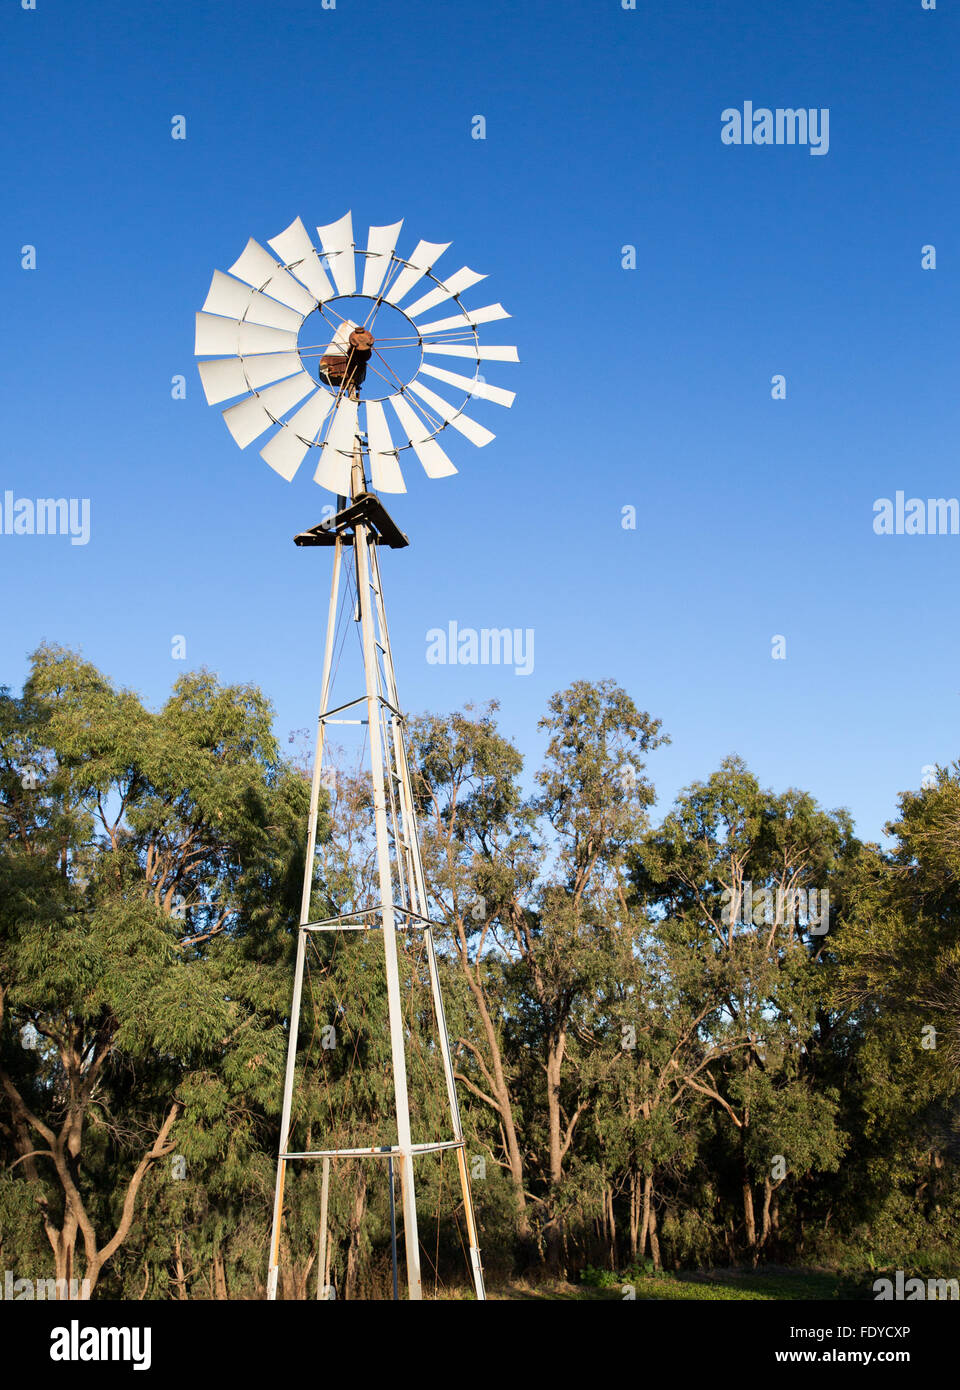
[361,221,404,298]
[195,312,299,357]
[202,271,304,333]
[424,344,520,362]
[407,380,495,448]
[419,361,516,408]
[268,217,336,302]
[322,395,359,457]
[403,267,487,320]
[228,239,317,314]
[198,351,302,406]
[259,389,335,480]
[323,320,357,354]
[317,211,356,296]
[281,386,337,440]
[221,372,316,449]
[364,399,406,493]
[415,303,512,334]
[389,394,457,479]
[383,240,451,307]
[313,440,355,494]
[313,397,359,493]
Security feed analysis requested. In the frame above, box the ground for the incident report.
[481,1269,878,1301]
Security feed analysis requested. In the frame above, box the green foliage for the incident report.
[1,651,957,1298]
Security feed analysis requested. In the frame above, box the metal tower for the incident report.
[265,440,485,1302]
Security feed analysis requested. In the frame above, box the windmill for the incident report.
[194,213,518,1301]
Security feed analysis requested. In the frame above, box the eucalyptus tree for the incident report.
[524,679,667,1269]
[409,702,537,1232]
[409,681,666,1272]
[631,756,853,1261]
[831,768,960,1264]
[0,645,312,1297]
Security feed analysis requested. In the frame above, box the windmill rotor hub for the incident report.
[307,295,421,401]
[319,326,376,391]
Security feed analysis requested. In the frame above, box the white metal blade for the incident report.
[195,312,298,357]
[313,441,353,494]
[227,239,317,314]
[415,303,511,334]
[323,319,357,355]
[407,380,495,447]
[283,386,337,438]
[364,399,406,493]
[260,428,310,482]
[389,394,457,479]
[313,397,358,492]
[424,344,520,362]
[317,212,356,296]
[383,240,451,306]
[221,372,316,449]
[198,351,302,405]
[259,390,335,480]
[418,361,516,408]
[361,221,404,297]
[268,217,336,302]
[403,267,487,320]
[202,270,304,333]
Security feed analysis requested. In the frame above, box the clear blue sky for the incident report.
[2,0,956,844]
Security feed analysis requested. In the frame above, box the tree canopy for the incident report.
[1,647,957,1298]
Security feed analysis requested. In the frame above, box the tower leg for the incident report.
[316,1156,331,1300]
[369,544,487,1300]
[388,1156,399,1301]
[354,517,423,1300]
[267,539,344,1301]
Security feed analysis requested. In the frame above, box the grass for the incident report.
[489,1267,875,1301]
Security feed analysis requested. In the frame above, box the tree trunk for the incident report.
[543,1029,567,1276]
[639,1172,652,1260]
[605,1183,618,1270]
[2,1063,180,1301]
[212,1245,228,1300]
[51,1227,77,1298]
[629,1169,641,1261]
[741,1129,757,1261]
[639,1172,661,1269]
[454,920,529,1231]
[742,1176,757,1263]
[344,1174,367,1299]
[759,1174,774,1251]
[173,1234,188,1300]
[723,1217,735,1262]
[546,1033,565,1186]
[648,1188,661,1271]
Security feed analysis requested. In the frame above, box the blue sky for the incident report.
[2,0,956,844]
